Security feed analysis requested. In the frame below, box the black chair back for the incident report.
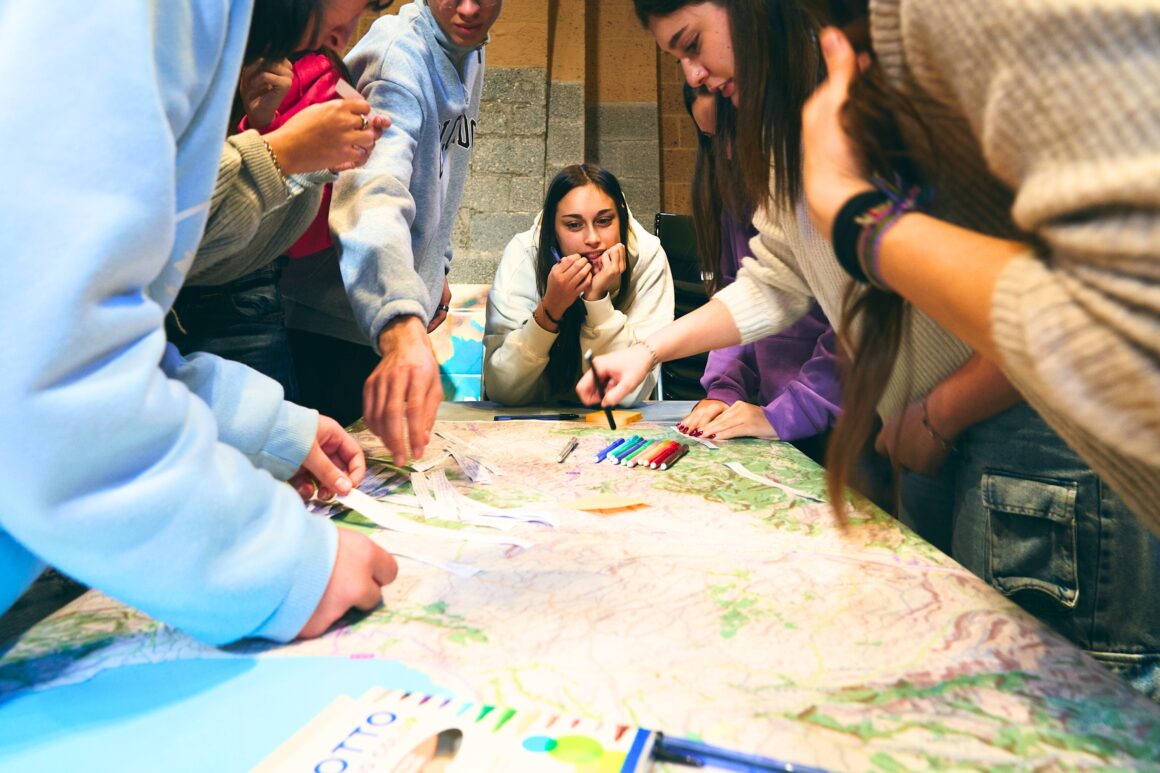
[654,213,708,400]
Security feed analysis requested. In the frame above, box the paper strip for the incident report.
[724,462,825,502]
[339,489,531,548]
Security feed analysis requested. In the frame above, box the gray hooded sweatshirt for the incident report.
[285,1,485,349]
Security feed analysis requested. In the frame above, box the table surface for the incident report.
[3,405,1159,771]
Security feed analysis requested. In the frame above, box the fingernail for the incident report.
[677,424,686,432]
[692,430,703,437]
[336,476,351,493]
[707,434,716,440]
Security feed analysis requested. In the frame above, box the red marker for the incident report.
[644,441,679,469]
[658,444,690,470]
[650,442,682,469]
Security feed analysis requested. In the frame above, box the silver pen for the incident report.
[556,436,579,463]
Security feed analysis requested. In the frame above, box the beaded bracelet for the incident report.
[260,138,290,194]
[637,339,661,369]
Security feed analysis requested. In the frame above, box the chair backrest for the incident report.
[654,213,708,401]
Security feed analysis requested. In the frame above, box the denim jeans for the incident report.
[167,260,298,402]
[904,403,1160,700]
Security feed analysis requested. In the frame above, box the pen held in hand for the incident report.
[584,349,617,430]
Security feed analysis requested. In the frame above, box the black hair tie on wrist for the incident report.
[541,305,562,325]
[436,303,450,313]
[831,190,889,285]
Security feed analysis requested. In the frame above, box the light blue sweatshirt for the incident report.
[0,1,337,645]
[324,0,486,350]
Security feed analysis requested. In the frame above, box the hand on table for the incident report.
[296,527,398,639]
[677,399,728,436]
[575,344,653,407]
[689,400,779,441]
[364,315,443,464]
[288,414,367,502]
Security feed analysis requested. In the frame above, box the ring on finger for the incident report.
[359,114,368,130]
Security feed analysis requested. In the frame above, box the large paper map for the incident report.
[3,418,1159,770]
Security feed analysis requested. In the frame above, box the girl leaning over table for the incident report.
[484,163,675,406]
[576,0,1160,699]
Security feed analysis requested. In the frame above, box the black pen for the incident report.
[493,413,580,421]
[651,732,834,772]
[584,349,617,430]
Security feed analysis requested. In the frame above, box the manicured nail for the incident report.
[692,430,703,437]
[707,434,716,440]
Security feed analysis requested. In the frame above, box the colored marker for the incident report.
[611,437,646,464]
[593,437,626,463]
[556,436,579,463]
[643,440,678,468]
[649,442,681,469]
[623,440,657,468]
[658,444,690,470]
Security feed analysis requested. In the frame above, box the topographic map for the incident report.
[3,419,1159,771]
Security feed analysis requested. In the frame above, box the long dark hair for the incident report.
[684,83,745,294]
[638,0,935,517]
[536,164,632,395]
[634,0,822,213]
[244,0,321,65]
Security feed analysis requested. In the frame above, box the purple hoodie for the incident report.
[700,214,842,441]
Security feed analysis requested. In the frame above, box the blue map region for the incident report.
[0,657,444,771]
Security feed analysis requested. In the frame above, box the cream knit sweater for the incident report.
[720,0,1160,526]
[871,0,1160,527]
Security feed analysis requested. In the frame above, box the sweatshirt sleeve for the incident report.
[762,325,842,441]
[163,347,318,480]
[483,229,558,405]
[188,130,332,287]
[702,344,761,406]
[330,76,431,351]
[579,221,675,405]
[0,2,336,645]
[712,207,813,343]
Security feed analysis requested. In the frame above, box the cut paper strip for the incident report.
[435,430,505,477]
[388,549,481,579]
[724,461,825,503]
[411,451,451,473]
[334,79,361,100]
[671,425,719,449]
[449,448,492,484]
[559,493,650,512]
[339,489,531,548]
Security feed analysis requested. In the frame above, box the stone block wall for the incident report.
[587,103,661,225]
[451,67,547,285]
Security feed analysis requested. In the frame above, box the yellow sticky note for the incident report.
[585,409,643,427]
[561,493,649,513]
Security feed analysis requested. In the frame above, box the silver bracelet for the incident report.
[637,339,660,369]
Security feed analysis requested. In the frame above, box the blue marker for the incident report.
[593,437,626,463]
[611,437,647,465]
[607,435,639,461]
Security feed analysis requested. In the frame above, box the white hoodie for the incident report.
[484,212,675,405]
